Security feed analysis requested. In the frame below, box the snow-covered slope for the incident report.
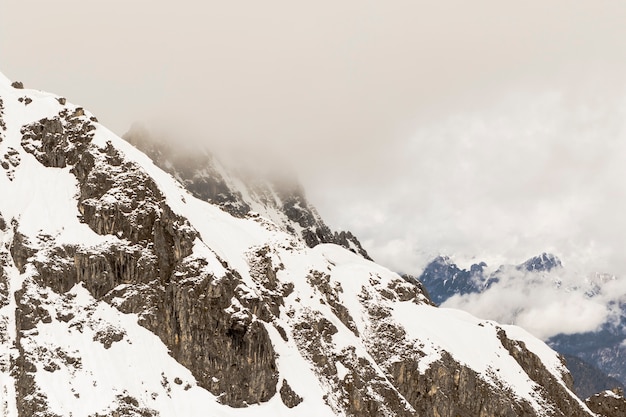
[0,75,600,416]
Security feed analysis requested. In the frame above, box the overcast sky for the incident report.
[4,1,626,277]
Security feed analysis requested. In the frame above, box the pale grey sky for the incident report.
[4,1,626,275]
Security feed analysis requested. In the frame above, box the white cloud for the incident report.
[442,266,626,340]
[314,89,626,278]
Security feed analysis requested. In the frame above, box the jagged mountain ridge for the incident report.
[0,74,607,416]
[419,253,562,305]
[418,254,626,400]
[122,124,370,260]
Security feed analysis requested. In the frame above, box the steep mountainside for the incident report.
[419,254,626,399]
[0,74,608,416]
[585,389,626,417]
[122,124,370,260]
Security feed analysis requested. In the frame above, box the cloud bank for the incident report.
[320,89,626,277]
[439,264,626,340]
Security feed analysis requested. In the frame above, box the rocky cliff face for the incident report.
[0,75,604,417]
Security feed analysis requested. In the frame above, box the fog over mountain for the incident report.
[4,1,626,276]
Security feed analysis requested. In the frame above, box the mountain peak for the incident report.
[418,256,488,304]
[0,75,600,417]
[520,252,562,272]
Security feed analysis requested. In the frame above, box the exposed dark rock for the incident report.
[332,230,372,260]
[2,147,21,180]
[10,230,36,273]
[307,270,359,336]
[0,263,7,310]
[21,111,94,168]
[279,379,303,408]
[400,274,435,306]
[245,246,287,321]
[586,388,626,417]
[11,81,24,89]
[0,98,6,133]
[388,352,534,417]
[93,326,126,349]
[13,283,61,417]
[88,393,159,417]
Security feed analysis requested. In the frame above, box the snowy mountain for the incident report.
[417,256,489,305]
[0,74,612,416]
[419,253,563,307]
[418,254,626,400]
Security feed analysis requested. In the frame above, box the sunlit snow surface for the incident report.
[0,73,590,416]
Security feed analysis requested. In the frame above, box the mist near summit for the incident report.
[3,1,626,278]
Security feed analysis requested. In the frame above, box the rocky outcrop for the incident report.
[388,351,536,417]
[307,270,360,336]
[122,125,372,259]
[0,258,8,309]
[13,283,60,417]
[0,98,6,134]
[496,329,590,417]
[88,394,159,417]
[130,263,278,407]
[279,379,303,408]
[586,388,626,417]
